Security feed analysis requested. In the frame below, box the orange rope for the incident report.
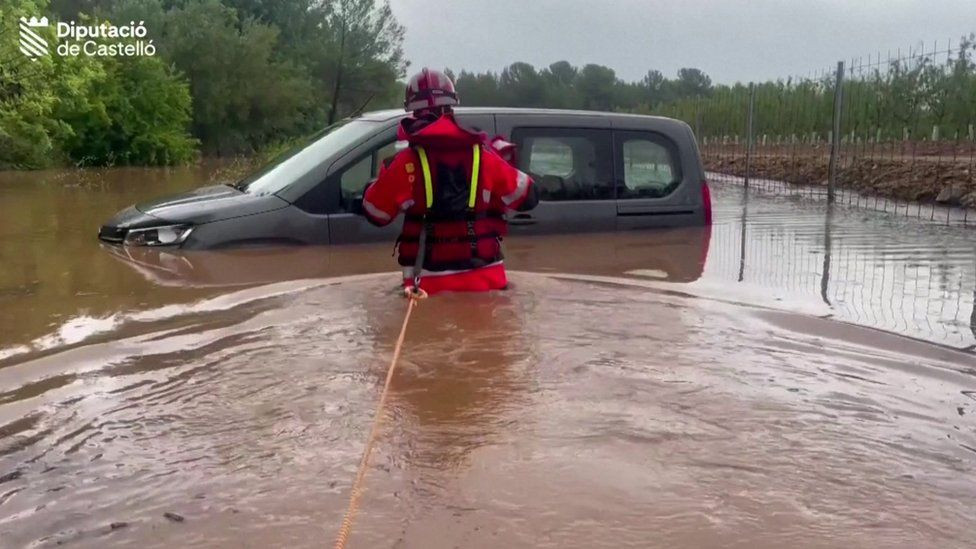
[333,287,427,549]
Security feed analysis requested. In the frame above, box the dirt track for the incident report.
[703,144,976,207]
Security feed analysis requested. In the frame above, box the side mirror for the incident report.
[350,195,365,215]
[349,179,375,215]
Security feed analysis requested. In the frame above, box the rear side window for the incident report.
[512,128,613,201]
[527,138,573,177]
[616,132,682,199]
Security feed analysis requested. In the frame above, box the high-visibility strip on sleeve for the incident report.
[416,147,433,209]
[502,170,530,206]
[362,198,391,222]
[468,144,481,209]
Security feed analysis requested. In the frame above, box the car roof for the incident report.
[358,107,685,128]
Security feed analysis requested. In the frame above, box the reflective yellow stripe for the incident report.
[416,146,433,208]
[468,144,480,209]
[416,144,481,210]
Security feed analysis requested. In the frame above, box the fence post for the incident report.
[694,100,703,144]
[744,83,756,189]
[827,61,844,204]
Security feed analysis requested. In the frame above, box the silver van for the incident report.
[98,107,712,249]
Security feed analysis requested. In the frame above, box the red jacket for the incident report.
[363,113,535,293]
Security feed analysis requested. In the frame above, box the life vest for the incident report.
[396,144,507,272]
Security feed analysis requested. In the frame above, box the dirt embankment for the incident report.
[704,146,976,207]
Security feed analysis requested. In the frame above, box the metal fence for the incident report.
[704,210,976,350]
[663,37,976,224]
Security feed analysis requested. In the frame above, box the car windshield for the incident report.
[236,120,381,195]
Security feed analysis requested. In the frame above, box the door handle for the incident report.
[508,213,537,226]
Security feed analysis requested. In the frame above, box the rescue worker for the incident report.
[361,68,537,295]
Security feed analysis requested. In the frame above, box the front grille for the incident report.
[98,225,126,243]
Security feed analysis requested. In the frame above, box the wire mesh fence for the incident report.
[659,36,976,224]
[704,213,976,350]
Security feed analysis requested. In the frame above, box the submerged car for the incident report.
[98,107,712,249]
[103,227,713,288]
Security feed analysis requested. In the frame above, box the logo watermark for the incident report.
[18,16,155,60]
[19,16,49,59]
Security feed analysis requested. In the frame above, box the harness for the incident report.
[404,144,501,281]
[417,144,479,210]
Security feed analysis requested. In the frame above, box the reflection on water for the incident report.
[0,164,247,351]
[3,167,974,353]
[2,166,974,352]
[1,168,975,547]
[706,183,976,349]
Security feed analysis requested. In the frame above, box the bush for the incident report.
[0,0,197,168]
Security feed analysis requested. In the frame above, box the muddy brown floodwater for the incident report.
[1,166,975,548]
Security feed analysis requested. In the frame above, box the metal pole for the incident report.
[744,83,756,189]
[827,61,845,204]
[695,101,703,147]
[738,187,749,282]
[820,204,833,305]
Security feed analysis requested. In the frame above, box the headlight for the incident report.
[123,224,194,247]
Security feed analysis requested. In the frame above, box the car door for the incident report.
[613,129,700,229]
[497,115,617,235]
[324,128,400,244]
[327,113,496,244]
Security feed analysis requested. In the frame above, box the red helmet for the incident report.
[404,68,459,112]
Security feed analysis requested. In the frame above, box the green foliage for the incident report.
[1,0,195,167]
[56,55,197,166]
[657,37,976,143]
[1,0,74,168]
[117,0,404,155]
[455,44,976,147]
[1,0,405,168]
[317,0,406,124]
[455,70,501,107]
[452,60,713,113]
[9,0,973,171]
[576,64,617,110]
[152,0,316,154]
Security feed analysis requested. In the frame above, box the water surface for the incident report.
[0,168,974,548]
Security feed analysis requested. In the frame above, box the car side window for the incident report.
[527,138,573,177]
[512,128,613,201]
[375,141,398,172]
[337,141,398,212]
[340,155,372,199]
[294,139,398,215]
[616,132,683,199]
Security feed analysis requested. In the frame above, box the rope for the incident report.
[333,286,428,549]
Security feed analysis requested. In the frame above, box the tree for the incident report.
[675,68,712,98]
[540,61,581,108]
[152,0,316,154]
[1,0,192,168]
[2,0,411,167]
[0,0,70,168]
[546,61,578,87]
[455,70,501,106]
[320,0,406,124]
[499,62,546,107]
[577,64,617,110]
[55,56,196,166]
[640,69,669,105]
[221,0,319,49]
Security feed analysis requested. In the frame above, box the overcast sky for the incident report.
[388,0,976,84]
